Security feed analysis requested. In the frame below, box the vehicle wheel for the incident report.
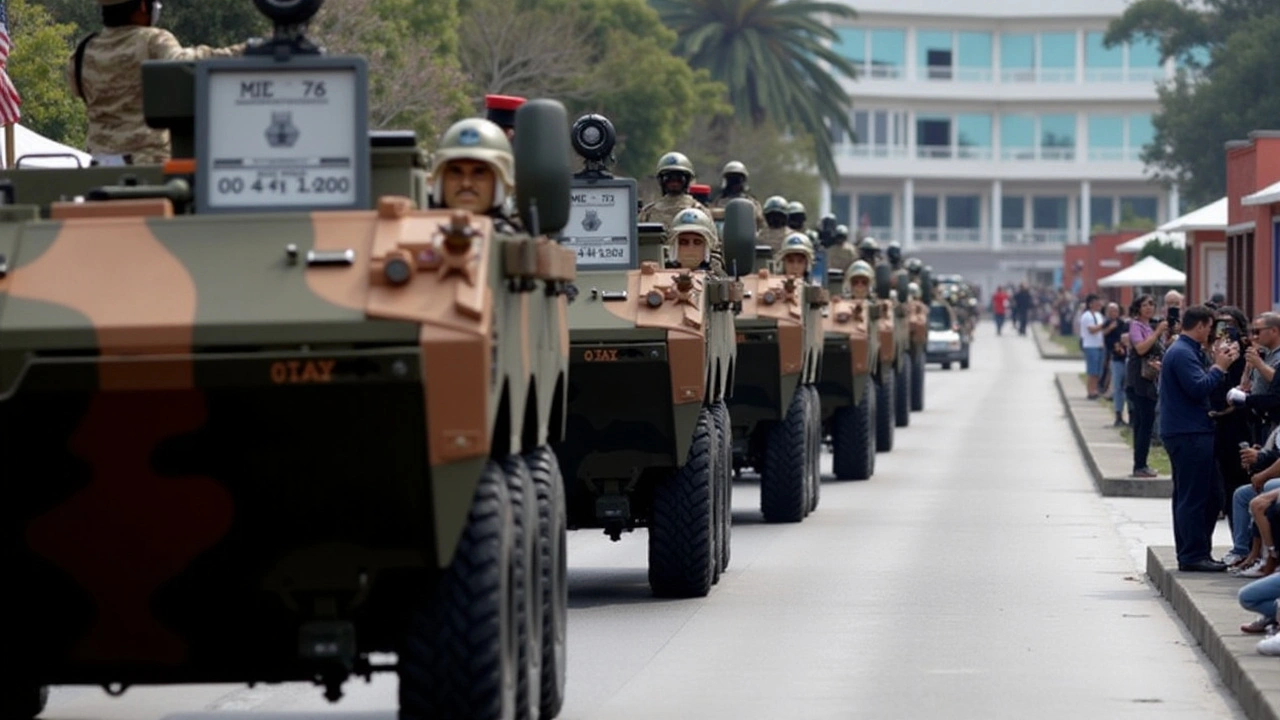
[910,350,925,412]
[875,368,895,453]
[805,386,821,513]
[894,355,911,428]
[707,407,723,585]
[502,455,542,720]
[711,401,733,575]
[649,409,716,598]
[0,684,48,720]
[761,389,807,523]
[399,460,516,720]
[524,446,567,720]
[831,385,874,480]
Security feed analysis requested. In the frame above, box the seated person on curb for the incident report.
[665,208,721,274]
[1228,427,1280,575]
[427,118,519,231]
[1237,569,1280,650]
[1237,486,1280,580]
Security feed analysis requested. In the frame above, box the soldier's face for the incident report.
[662,173,687,195]
[782,254,808,278]
[676,233,706,269]
[442,160,496,212]
[766,213,786,229]
[850,277,870,299]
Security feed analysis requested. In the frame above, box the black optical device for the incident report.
[1167,306,1180,325]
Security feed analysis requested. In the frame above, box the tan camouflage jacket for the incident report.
[710,191,765,232]
[757,226,788,254]
[825,242,858,276]
[68,26,246,164]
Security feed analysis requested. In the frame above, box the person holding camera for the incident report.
[1162,305,1239,572]
[1229,313,1280,444]
[1209,308,1254,522]
[1127,294,1165,478]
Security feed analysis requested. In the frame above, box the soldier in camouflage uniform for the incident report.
[667,207,723,275]
[710,161,765,231]
[846,260,875,300]
[786,201,807,232]
[640,151,723,271]
[69,0,246,165]
[857,236,882,265]
[886,241,904,270]
[824,224,858,276]
[759,195,790,254]
[429,118,521,232]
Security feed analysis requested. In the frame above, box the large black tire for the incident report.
[831,385,875,480]
[0,685,47,720]
[649,410,716,598]
[762,390,808,523]
[805,386,821,513]
[711,401,733,575]
[503,456,542,720]
[399,460,515,720]
[910,349,925,412]
[894,354,911,428]
[707,407,723,586]
[875,367,895,452]
[524,446,567,720]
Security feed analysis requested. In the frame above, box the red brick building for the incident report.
[1160,197,1227,306]
[1225,132,1280,317]
[1062,230,1142,306]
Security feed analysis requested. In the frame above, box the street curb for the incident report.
[1148,546,1280,720]
[1054,372,1172,498]
[1033,323,1078,360]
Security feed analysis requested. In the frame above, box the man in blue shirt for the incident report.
[1162,304,1240,571]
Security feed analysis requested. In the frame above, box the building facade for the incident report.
[1226,133,1280,318]
[820,0,1188,296]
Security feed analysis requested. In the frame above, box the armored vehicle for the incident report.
[553,114,749,598]
[904,259,934,411]
[869,262,909,448]
[816,267,878,480]
[1,3,574,719]
[724,221,826,522]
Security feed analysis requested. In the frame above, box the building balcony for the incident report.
[843,227,1073,251]
[1002,229,1071,246]
[834,144,1146,181]
[843,75,1160,102]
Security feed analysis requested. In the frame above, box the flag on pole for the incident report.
[0,0,23,126]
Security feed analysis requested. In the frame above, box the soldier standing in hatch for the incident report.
[710,161,765,232]
[641,152,723,271]
[759,195,791,254]
[824,224,857,276]
[69,0,246,166]
[428,118,521,232]
[666,207,723,275]
[775,232,815,282]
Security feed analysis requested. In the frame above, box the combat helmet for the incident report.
[857,236,880,262]
[429,117,514,210]
[763,195,788,216]
[835,224,850,242]
[777,232,815,262]
[904,257,923,273]
[721,160,749,182]
[669,207,715,266]
[786,201,807,229]
[655,151,696,187]
[886,240,903,264]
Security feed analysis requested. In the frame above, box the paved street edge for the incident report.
[1148,546,1280,720]
[1033,323,1078,360]
[1054,372,1172,498]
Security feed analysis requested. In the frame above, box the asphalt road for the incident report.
[41,321,1246,720]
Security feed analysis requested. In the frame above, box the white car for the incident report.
[924,304,970,370]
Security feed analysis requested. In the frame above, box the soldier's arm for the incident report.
[150,29,246,61]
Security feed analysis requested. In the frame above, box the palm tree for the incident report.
[652,0,858,184]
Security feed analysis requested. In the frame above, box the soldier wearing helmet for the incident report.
[667,207,722,273]
[857,236,881,264]
[711,160,765,231]
[846,260,875,300]
[775,232,814,279]
[759,195,790,254]
[429,118,517,228]
[639,151,708,227]
[786,201,807,231]
[886,241,904,269]
[824,224,858,277]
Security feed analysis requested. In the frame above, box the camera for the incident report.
[1167,306,1180,326]
[254,0,324,26]
[570,114,615,164]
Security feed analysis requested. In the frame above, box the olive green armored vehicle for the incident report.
[904,258,934,410]
[869,258,910,449]
[0,3,574,719]
[722,225,826,522]
[553,114,750,598]
[816,265,878,480]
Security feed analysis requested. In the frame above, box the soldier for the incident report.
[484,94,526,141]
[824,224,858,276]
[759,195,790,254]
[69,0,246,165]
[775,232,815,281]
[846,260,875,300]
[711,161,765,231]
[886,241,904,270]
[857,237,882,265]
[667,207,722,274]
[639,151,708,227]
[429,118,519,231]
[786,201,807,232]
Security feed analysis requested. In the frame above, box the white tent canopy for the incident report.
[1244,180,1280,207]
[1116,228,1186,254]
[1160,196,1228,231]
[0,124,91,168]
[1097,255,1186,288]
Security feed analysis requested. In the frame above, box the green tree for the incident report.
[8,0,86,149]
[650,0,859,184]
[1137,238,1185,271]
[680,118,819,213]
[1105,0,1280,207]
[43,0,269,46]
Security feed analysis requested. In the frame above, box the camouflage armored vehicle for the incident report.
[855,239,909,450]
[725,222,826,522]
[816,263,879,480]
[554,114,750,598]
[1,4,574,719]
[904,258,933,410]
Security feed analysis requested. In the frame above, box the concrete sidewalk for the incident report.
[1055,371,1172,498]
[1033,322,1079,360]
[1149,546,1280,720]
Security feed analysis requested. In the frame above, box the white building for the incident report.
[820,0,1191,295]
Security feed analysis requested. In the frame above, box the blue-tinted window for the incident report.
[1085,31,1121,69]
[957,32,992,69]
[835,28,865,64]
[831,193,852,227]
[1040,114,1076,153]
[1128,35,1162,68]
[1040,32,1076,69]
[1002,196,1025,229]
[1088,115,1124,148]
[1001,33,1034,69]
[1090,196,1115,228]
[946,196,981,229]
[1129,113,1155,149]
[915,195,940,228]
[1121,197,1158,223]
[1033,197,1069,229]
[956,114,992,149]
[1001,114,1035,148]
[858,194,893,228]
[870,29,906,76]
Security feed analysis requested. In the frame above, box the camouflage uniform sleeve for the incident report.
[149,28,246,60]
[638,202,655,223]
